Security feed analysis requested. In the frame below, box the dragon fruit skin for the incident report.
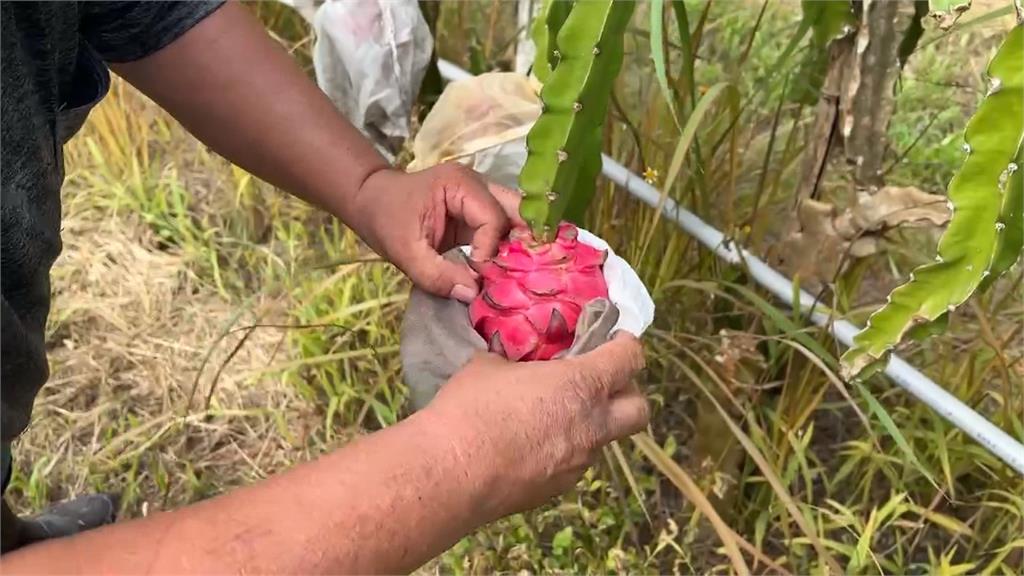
[468,222,609,361]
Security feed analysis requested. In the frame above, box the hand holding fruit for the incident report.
[352,163,523,303]
[418,333,649,520]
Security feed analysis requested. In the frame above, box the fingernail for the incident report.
[450,284,478,303]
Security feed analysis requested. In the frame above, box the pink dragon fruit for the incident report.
[468,222,609,361]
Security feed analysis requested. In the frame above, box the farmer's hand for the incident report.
[352,163,523,303]
[420,334,649,520]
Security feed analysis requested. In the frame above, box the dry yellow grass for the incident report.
[11,189,315,516]
[5,81,371,519]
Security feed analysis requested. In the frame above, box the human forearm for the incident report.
[0,411,493,574]
[111,2,388,225]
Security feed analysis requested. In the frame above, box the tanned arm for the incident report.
[3,411,486,574]
[111,1,522,302]
[111,1,386,226]
[1,339,648,574]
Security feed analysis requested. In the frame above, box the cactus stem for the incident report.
[518,0,635,235]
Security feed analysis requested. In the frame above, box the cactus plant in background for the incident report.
[468,0,633,361]
[840,24,1024,380]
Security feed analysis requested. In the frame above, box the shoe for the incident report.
[16,492,120,545]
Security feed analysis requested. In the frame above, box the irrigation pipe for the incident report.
[436,59,1024,476]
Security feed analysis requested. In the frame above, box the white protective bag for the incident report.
[308,0,434,160]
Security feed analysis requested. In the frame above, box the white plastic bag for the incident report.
[311,0,434,160]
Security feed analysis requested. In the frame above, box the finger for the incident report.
[486,182,527,227]
[404,240,481,302]
[440,165,510,261]
[468,349,510,368]
[605,390,650,441]
[573,334,646,396]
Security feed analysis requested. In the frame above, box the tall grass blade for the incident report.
[609,440,652,525]
[650,0,682,131]
[671,359,843,574]
[853,381,939,489]
[670,0,698,108]
[639,82,733,258]
[633,432,751,575]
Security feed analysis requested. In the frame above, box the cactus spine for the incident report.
[520,0,634,241]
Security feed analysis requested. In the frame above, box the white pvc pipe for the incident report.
[436,59,1024,476]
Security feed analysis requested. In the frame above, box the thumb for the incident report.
[572,333,645,397]
[404,242,480,303]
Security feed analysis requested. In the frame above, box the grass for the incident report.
[5,1,1022,574]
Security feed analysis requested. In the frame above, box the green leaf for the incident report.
[807,0,856,46]
[841,25,1024,380]
[724,282,837,368]
[519,0,635,237]
[650,0,682,131]
[906,310,949,341]
[551,526,574,554]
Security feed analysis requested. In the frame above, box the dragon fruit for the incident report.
[468,222,609,361]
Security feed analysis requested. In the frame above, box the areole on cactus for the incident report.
[468,0,633,361]
[518,0,633,240]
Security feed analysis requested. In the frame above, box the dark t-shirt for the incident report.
[1,0,223,510]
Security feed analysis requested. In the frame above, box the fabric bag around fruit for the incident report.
[400,73,654,411]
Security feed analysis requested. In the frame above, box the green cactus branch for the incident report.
[530,0,573,84]
[840,25,1024,380]
[981,145,1023,290]
[519,0,634,240]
